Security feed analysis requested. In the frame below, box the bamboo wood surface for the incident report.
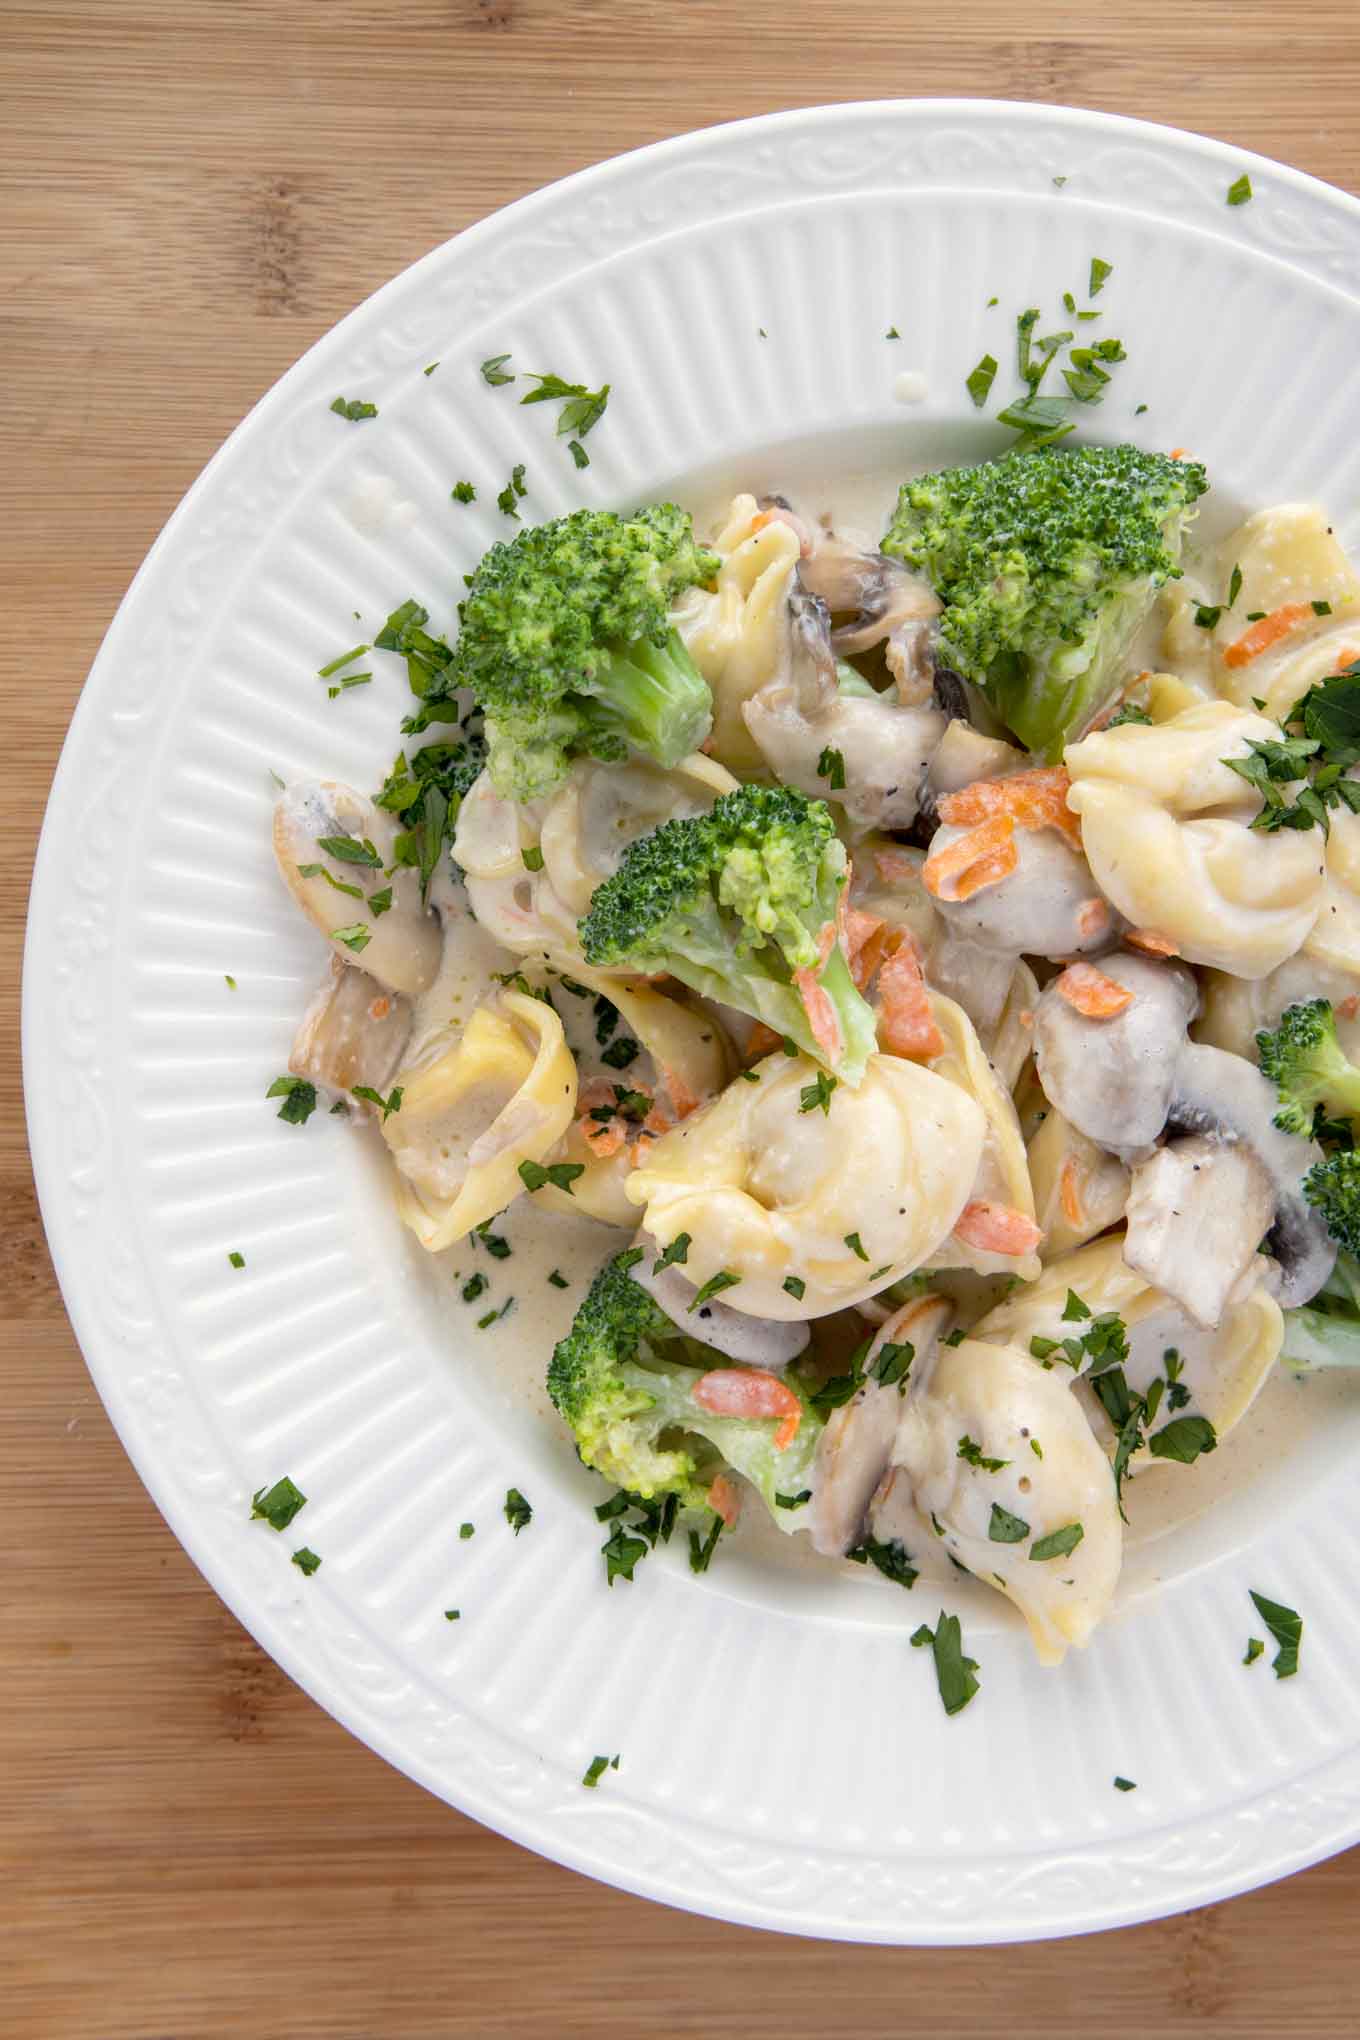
[7,3,1360,2033]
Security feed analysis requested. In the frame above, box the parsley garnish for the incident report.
[655,1234,691,1271]
[480,353,515,386]
[1244,1636,1265,1666]
[601,1035,640,1069]
[817,746,847,791]
[582,1753,619,1788]
[443,1608,460,1621]
[330,922,371,954]
[1089,257,1113,295]
[296,863,363,900]
[774,1489,813,1510]
[496,463,528,518]
[461,1271,488,1304]
[966,354,998,407]
[251,1477,307,1531]
[451,480,477,503]
[317,644,370,678]
[1227,173,1253,206]
[1313,599,1333,617]
[1147,1414,1217,1463]
[783,1274,806,1301]
[799,1071,837,1116]
[688,1513,724,1574]
[688,1271,741,1311]
[228,1250,245,1270]
[988,1502,1030,1544]
[460,1522,475,1539]
[846,1536,918,1587]
[808,1342,869,1415]
[1194,604,1223,630]
[844,1231,869,1262]
[352,1083,403,1121]
[520,371,610,439]
[266,1075,317,1125]
[291,1547,322,1576]
[911,1611,980,1716]
[329,396,378,422]
[517,1159,585,1195]
[870,1339,914,1391]
[547,1269,569,1290]
[1030,1522,1084,1561]
[504,1488,532,1535]
[1227,563,1243,607]
[568,439,589,469]
[473,1222,512,1259]
[1113,1776,1137,1793]
[1249,1590,1302,1678]
[601,1520,649,1586]
[224,974,237,988]
[958,1434,1008,1472]
[477,1298,514,1329]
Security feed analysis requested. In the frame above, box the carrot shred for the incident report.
[693,1369,803,1452]
[1059,1156,1086,1229]
[936,766,1081,848]
[1223,603,1313,669]
[954,1200,1044,1257]
[1075,896,1111,941]
[923,814,1019,903]
[1055,962,1135,1020]
[746,1022,784,1061]
[877,941,945,1060]
[794,967,843,1065]
[707,1474,742,1527]
[1124,927,1179,958]
[873,846,919,885]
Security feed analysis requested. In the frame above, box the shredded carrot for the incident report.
[368,995,392,1021]
[1223,602,1313,669]
[877,941,945,1059]
[794,967,843,1064]
[692,1369,803,1452]
[1055,962,1135,1020]
[936,765,1082,848]
[873,845,919,885]
[749,505,811,553]
[1169,446,1189,461]
[746,1022,784,1061]
[1059,1156,1086,1229]
[850,920,894,993]
[1075,896,1111,942]
[1124,927,1179,958]
[661,1069,701,1120]
[707,1473,742,1527]
[923,814,1019,903]
[954,1201,1044,1257]
[582,1118,626,1158]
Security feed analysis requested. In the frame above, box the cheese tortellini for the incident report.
[381,988,577,1251]
[626,1050,987,1318]
[870,1336,1122,1665]
[974,1236,1283,1451]
[672,494,801,775]
[1064,700,1328,977]
[923,992,1041,1283]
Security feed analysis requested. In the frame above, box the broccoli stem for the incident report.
[585,628,713,769]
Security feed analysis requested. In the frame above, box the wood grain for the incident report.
[6,3,1360,2033]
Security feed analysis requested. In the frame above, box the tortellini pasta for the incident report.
[1196,952,1360,1063]
[922,992,1042,1283]
[382,988,577,1251]
[625,1050,987,1319]
[672,494,801,775]
[870,1336,1122,1665]
[1026,1108,1131,1259]
[1064,700,1328,977]
[274,780,441,999]
[974,1235,1283,1450]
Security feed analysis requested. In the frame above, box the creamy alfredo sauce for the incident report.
[378,454,1360,1635]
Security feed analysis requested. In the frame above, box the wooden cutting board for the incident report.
[6,3,1360,2032]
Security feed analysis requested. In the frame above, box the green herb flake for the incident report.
[227,1250,245,1270]
[351,1083,403,1122]
[966,353,999,408]
[1194,604,1223,630]
[1249,1589,1302,1678]
[655,1234,691,1271]
[443,1608,460,1621]
[783,1275,806,1301]
[547,1269,569,1290]
[367,886,392,917]
[504,1488,533,1535]
[602,1520,649,1586]
[224,974,237,989]
[1030,1522,1084,1562]
[1089,257,1113,296]
[480,354,515,386]
[266,1075,318,1126]
[885,325,900,340]
[1313,600,1334,616]
[601,1035,640,1070]
[520,372,610,439]
[582,1753,619,1788]
[817,745,847,791]
[1147,1415,1218,1464]
[846,1536,918,1587]
[870,1339,914,1391]
[477,1298,515,1330]
[1062,1289,1092,1322]
[688,1513,723,1574]
[799,1071,838,1116]
[988,1502,1030,1544]
[461,1271,488,1305]
[688,1271,741,1311]
[1228,563,1243,608]
[329,396,378,422]
[251,1477,307,1531]
[844,1231,869,1262]
[1227,173,1253,207]
[775,1489,813,1510]
[317,644,371,678]
[1113,1776,1137,1793]
[291,1547,322,1576]
[912,1611,981,1716]
[517,1158,585,1196]
[451,480,477,503]
[1244,1636,1265,1666]
[958,1434,1009,1472]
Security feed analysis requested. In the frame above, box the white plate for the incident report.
[25,100,1360,1945]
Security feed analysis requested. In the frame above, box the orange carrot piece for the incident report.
[954,1200,1044,1258]
[746,1021,784,1061]
[873,846,919,885]
[707,1473,742,1527]
[1058,1156,1086,1229]
[794,967,843,1065]
[1075,896,1111,942]
[877,942,945,1060]
[692,1369,803,1452]
[936,766,1081,848]
[923,814,1019,903]
[1055,962,1135,1020]
[1223,603,1313,669]
[1124,927,1179,958]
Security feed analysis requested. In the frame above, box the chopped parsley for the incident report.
[329,396,378,422]
[224,975,236,988]
[291,1547,322,1576]
[817,745,847,791]
[296,863,363,900]
[317,644,370,679]
[870,1339,914,1391]
[600,1035,640,1070]
[1194,604,1223,630]
[266,1075,317,1125]
[988,1502,1030,1544]
[799,1071,837,1116]
[774,1490,812,1510]
[330,922,371,954]
[517,1159,585,1195]
[443,1608,460,1621]
[504,1488,533,1535]
[352,1083,403,1122]
[480,353,515,386]
[1113,1776,1137,1793]
[1030,1522,1084,1562]
[547,1269,570,1290]
[461,1271,488,1304]
[1244,1636,1265,1666]
[459,1522,475,1539]
[251,1476,307,1531]
[1227,173,1253,206]
[1147,1414,1217,1464]
[477,1298,514,1329]
[520,371,610,439]
[688,1513,723,1574]
[473,1222,512,1259]
[451,480,477,503]
[886,325,900,340]
[1313,599,1333,616]
[808,1345,870,1416]
[601,1520,649,1586]
[496,463,528,518]
[1228,563,1243,607]
[568,439,589,469]
[957,1434,1008,1472]
[910,1611,980,1716]
[1089,257,1113,296]
[688,1271,741,1311]
[582,1753,619,1788]
[965,353,998,407]
[846,1536,918,1588]
[782,1275,806,1301]
[227,1250,245,1270]
[1249,1589,1302,1678]
[655,1234,691,1271]
[844,1231,869,1262]
[424,362,439,376]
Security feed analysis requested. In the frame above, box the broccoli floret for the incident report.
[547,1253,822,1516]
[881,443,1208,758]
[1303,1150,1360,1257]
[1281,1248,1360,1370]
[578,783,878,1084]
[1258,999,1360,1138]
[435,504,719,800]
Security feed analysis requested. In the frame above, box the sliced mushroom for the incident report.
[796,532,940,656]
[1032,954,1201,1158]
[1168,1042,1336,1307]
[628,1237,810,1368]
[807,1296,952,1557]
[288,961,412,1103]
[274,779,441,999]
[1122,1133,1276,1329]
[925,818,1120,961]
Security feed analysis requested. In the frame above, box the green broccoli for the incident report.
[1302,1149,1360,1257]
[433,504,719,800]
[1257,999,1360,1137]
[881,443,1208,758]
[1281,1248,1360,1371]
[547,1252,822,1518]
[578,783,878,1084]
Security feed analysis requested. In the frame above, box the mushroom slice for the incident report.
[289,961,412,1103]
[1169,1041,1336,1307]
[628,1237,811,1368]
[1032,953,1200,1158]
[808,1296,952,1557]
[1122,1134,1275,1329]
[869,1335,1123,1664]
[382,988,577,1252]
[274,779,440,999]
[796,533,940,655]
